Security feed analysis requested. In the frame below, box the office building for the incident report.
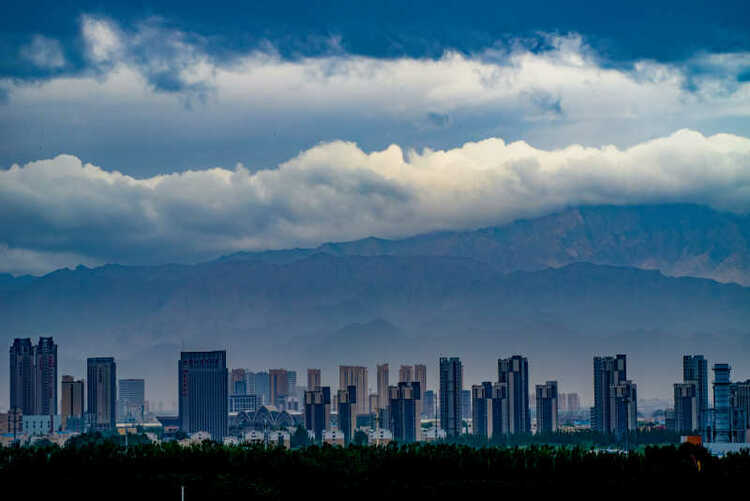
[389,382,420,442]
[10,338,35,415]
[491,382,511,436]
[414,364,426,419]
[592,354,627,433]
[61,375,84,429]
[536,381,558,433]
[87,357,117,431]
[609,380,637,437]
[307,368,321,390]
[377,364,389,410]
[498,356,531,433]
[339,366,368,416]
[229,394,257,413]
[269,369,289,408]
[730,380,750,435]
[287,371,297,397]
[179,351,228,441]
[439,357,462,437]
[34,337,57,416]
[461,389,471,421]
[304,386,331,441]
[118,378,145,422]
[472,382,494,438]
[683,355,709,431]
[673,382,699,434]
[253,371,270,404]
[337,385,357,445]
[399,365,413,383]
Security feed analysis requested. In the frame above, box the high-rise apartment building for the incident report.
[287,371,297,397]
[307,368,322,390]
[304,386,331,441]
[536,381,558,433]
[423,390,435,420]
[730,380,750,435]
[377,364,389,410]
[498,356,531,433]
[439,357,462,437]
[339,366,368,416]
[369,393,379,414]
[592,355,627,433]
[337,385,357,444]
[253,371,270,404]
[399,365,413,383]
[609,380,637,437]
[471,382,494,438]
[179,351,228,441]
[461,389,471,421]
[389,382,420,442]
[61,375,84,429]
[566,393,580,412]
[34,337,57,416]
[683,355,708,431]
[118,378,145,422]
[673,382,699,434]
[10,338,35,415]
[87,357,117,431]
[269,369,289,408]
[230,369,247,396]
[491,382,510,436]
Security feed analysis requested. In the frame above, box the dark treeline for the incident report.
[440,428,681,449]
[1,438,748,499]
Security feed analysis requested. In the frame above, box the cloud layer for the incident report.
[2,17,750,176]
[1,129,749,275]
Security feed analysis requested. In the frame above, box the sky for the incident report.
[2,0,750,275]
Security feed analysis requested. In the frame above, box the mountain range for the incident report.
[1,203,748,407]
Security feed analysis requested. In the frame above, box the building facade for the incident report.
[377,364,389,411]
[609,381,638,437]
[498,356,531,434]
[307,368,322,390]
[536,381,558,433]
[471,382,494,438]
[592,354,627,433]
[61,375,84,429]
[337,385,357,445]
[118,378,145,422]
[339,366,368,416]
[673,382,699,434]
[683,355,708,432]
[439,357,463,437]
[10,338,36,415]
[87,357,117,431]
[269,369,289,408]
[179,351,228,441]
[34,337,58,416]
[389,382,420,442]
[304,386,331,441]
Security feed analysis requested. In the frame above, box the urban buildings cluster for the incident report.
[4,337,750,451]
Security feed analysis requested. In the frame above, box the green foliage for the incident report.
[353,430,368,446]
[0,440,746,499]
[291,425,311,449]
[441,429,681,449]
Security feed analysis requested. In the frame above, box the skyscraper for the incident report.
[10,338,35,415]
[536,381,558,433]
[730,380,750,436]
[179,351,228,441]
[592,355,627,433]
[491,382,510,436]
[377,364,389,410]
[254,371,270,404]
[471,382,494,438]
[673,382,699,434]
[423,390,435,420]
[683,355,708,431]
[87,357,117,431]
[287,370,297,397]
[269,369,289,408]
[337,385,357,445]
[712,363,732,442]
[339,366,368,416]
[34,337,57,416]
[307,368,322,390]
[439,357,462,437]
[389,382,420,443]
[231,369,247,395]
[61,375,84,429]
[498,355,531,433]
[369,393,379,414]
[118,378,145,422]
[609,380,637,438]
[414,364,427,419]
[304,386,331,441]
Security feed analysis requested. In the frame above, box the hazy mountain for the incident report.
[222,204,750,285]
[1,249,748,406]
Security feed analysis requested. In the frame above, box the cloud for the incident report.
[1,129,749,275]
[19,35,66,69]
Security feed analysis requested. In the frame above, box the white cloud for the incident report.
[19,35,65,69]
[1,129,749,275]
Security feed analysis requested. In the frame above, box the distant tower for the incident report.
[304,386,331,442]
[9,338,35,415]
[498,356,531,433]
[683,355,708,432]
[61,375,84,429]
[712,363,732,442]
[399,365,414,383]
[377,364,389,410]
[118,379,145,422]
[337,385,357,445]
[389,382,420,443]
[339,366,368,416]
[307,368,322,390]
[269,369,289,408]
[536,381,559,433]
[34,337,57,416]
[592,355,627,433]
[673,382,699,434]
[472,382,494,438]
[178,351,228,441]
[87,357,117,431]
[439,357,462,437]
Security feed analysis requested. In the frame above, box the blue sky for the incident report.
[1,1,750,274]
